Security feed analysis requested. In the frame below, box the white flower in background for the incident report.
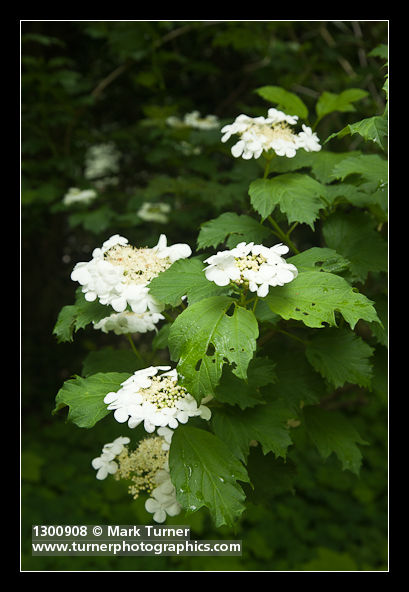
[165,115,185,128]
[204,242,298,297]
[91,436,130,480]
[63,187,97,206]
[137,202,171,224]
[183,110,220,129]
[166,110,220,130]
[71,234,191,314]
[84,142,121,180]
[93,310,164,335]
[104,366,212,432]
[111,430,182,522]
[221,109,321,159]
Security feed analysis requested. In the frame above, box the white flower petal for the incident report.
[199,405,212,421]
[153,509,167,523]
[257,283,269,298]
[113,408,130,423]
[166,502,182,517]
[231,140,245,157]
[145,498,161,513]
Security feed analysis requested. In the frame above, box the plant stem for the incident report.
[267,216,300,254]
[311,116,321,132]
[263,153,276,178]
[238,286,249,307]
[257,327,308,348]
[126,334,145,364]
[277,328,308,345]
[287,221,299,237]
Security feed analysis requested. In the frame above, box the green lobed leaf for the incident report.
[330,153,387,186]
[148,257,229,307]
[53,305,81,343]
[168,296,259,402]
[266,149,361,184]
[325,115,387,150]
[267,349,327,413]
[214,357,276,409]
[169,425,250,527]
[323,183,387,213]
[288,247,351,275]
[212,399,294,462]
[263,270,380,329]
[305,328,374,389]
[303,405,368,474]
[322,211,388,283]
[248,174,326,228]
[306,151,363,184]
[53,372,132,428]
[196,212,271,250]
[368,43,388,60]
[53,288,110,343]
[315,89,369,121]
[254,85,309,119]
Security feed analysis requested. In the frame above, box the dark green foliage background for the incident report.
[21,20,388,571]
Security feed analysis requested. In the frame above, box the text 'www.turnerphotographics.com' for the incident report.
[31,525,242,556]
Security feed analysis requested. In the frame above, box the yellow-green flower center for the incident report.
[140,376,188,410]
[104,244,171,284]
[235,253,267,272]
[114,436,168,498]
[244,121,297,145]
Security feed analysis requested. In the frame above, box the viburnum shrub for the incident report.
[53,73,388,527]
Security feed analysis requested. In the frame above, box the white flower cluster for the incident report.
[91,436,130,480]
[91,430,181,523]
[184,110,220,129]
[104,366,211,433]
[84,142,121,180]
[71,234,191,315]
[63,187,97,206]
[137,202,171,224]
[221,108,321,159]
[166,110,220,130]
[93,310,164,336]
[204,241,298,298]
